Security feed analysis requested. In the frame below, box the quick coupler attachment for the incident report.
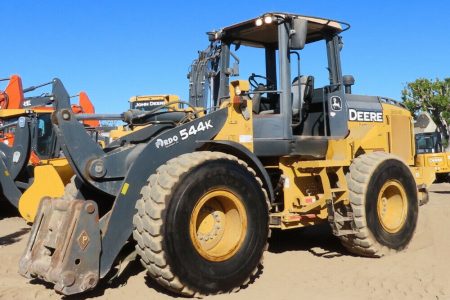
[19,197,101,295]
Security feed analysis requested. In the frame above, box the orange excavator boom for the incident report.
[0,75,24,109]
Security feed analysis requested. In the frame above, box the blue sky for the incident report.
[1,0,449,113]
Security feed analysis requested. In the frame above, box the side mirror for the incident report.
[338,36,344,51]
[232,61,239,76]
[290,19,308,50]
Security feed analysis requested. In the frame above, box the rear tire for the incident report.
[340,152,418,257]
[133,151,269,296]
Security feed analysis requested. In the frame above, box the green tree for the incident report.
[402,78,450,138]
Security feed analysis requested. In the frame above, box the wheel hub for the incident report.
[377,180,408,233]
[196,206,224,244]
[190,190,247,262]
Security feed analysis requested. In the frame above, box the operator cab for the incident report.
[35,113,57,159]
[415,132,443,154]
[194,13,352,158]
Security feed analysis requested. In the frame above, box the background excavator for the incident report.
[0,75,99,221]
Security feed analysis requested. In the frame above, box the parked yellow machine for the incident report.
[415,132,450,183]
[414,112,450,184]
[0,77,99,222]
[109,94,180,141]
[0,108,74,222]
[129,94,180,111]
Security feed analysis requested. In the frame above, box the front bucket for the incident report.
[19,197,101,295]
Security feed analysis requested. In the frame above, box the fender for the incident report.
[201,140,275,203]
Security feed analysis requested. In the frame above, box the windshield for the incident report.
[35,114,55,159]
[416,133,442,153]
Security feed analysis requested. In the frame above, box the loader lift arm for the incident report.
[20,105,230,293]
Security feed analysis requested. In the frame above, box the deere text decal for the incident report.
[348,109,383,122]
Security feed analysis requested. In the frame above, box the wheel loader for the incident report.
[0,75,99,145]
[414,112,450,184]
[20,13,435,296]
[109,94,181,141]
[0,76,99,221]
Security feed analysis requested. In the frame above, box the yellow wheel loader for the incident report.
[20,13,435,296]
[109,94,181,141]
[0,77,99,222]
[414,112,450,188]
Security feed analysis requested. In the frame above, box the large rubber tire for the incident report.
[132,151,269,297]
[340,152,418,257]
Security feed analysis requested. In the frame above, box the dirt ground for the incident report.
[1,184,449,300]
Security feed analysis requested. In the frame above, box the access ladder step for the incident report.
[326,199,359,237]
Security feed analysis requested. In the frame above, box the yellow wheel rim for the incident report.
[189,189,247,262]
[376,180,408,233]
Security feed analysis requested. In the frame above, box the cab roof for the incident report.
[217,12,349,47]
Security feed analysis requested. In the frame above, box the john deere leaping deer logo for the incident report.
[330,96,342,111]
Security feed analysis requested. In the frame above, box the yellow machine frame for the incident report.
[215,80,435,230]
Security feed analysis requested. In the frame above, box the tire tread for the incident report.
[132,151,269,297]
[340,152,412,257]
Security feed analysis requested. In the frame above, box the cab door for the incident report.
[326,87,348,137]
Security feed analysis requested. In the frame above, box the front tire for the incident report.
[340,152,418,257]
[133,151,269,296]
